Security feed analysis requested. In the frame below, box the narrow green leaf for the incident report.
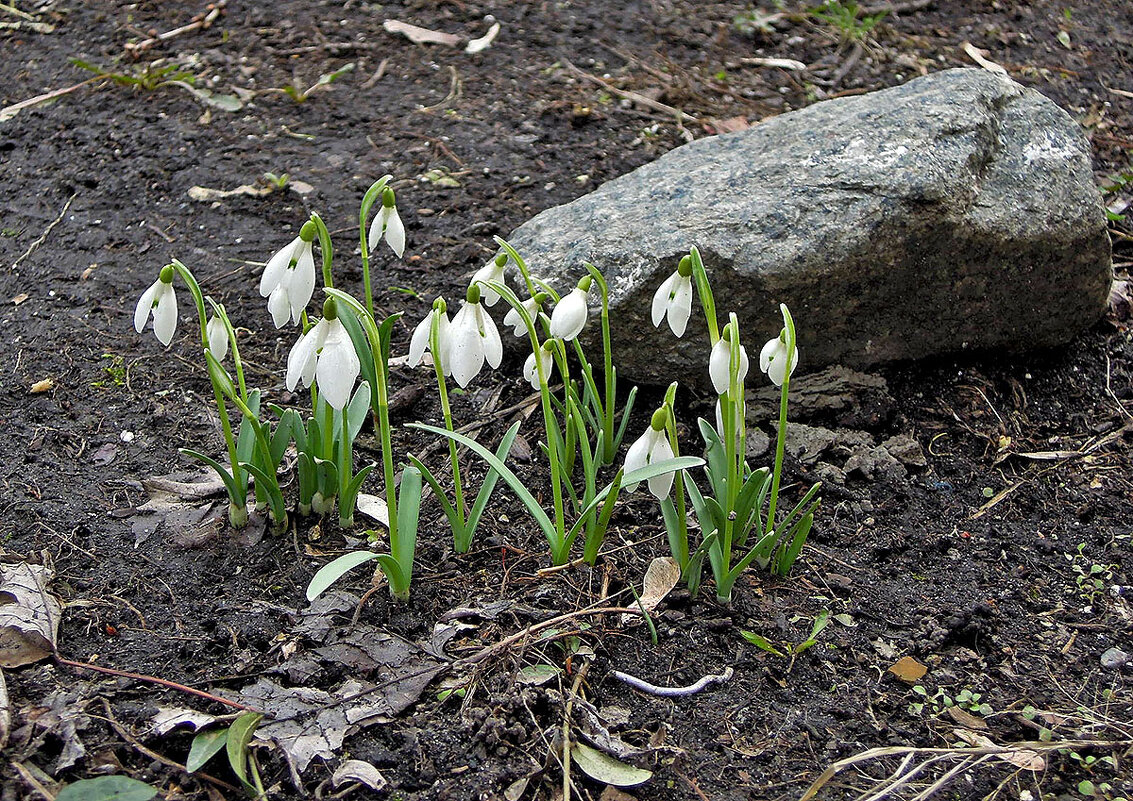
[179,448,241,504]
[463,421,523,550]
[394,465,422,573]
[226,712,263,796]
[740,630,785,657]
[306,551,381,601]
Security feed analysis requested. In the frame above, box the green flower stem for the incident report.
[494,236,538,299]
[430,312,467,533]
[582,262,617,464]
[357,176,392,320]
[170,260,246,525]
[664,394,689,570]
[718,315,746,604]
[325,289,400,552]
[310,212,334,290]
[765,306,796,534]
[689,246,719,345]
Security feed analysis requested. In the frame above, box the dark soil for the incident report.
[1,1,1131,800]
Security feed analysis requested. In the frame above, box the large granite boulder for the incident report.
[507,68,1112,389]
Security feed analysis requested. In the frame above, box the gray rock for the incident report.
[882,434,928,469]
[750,366,895,429]
[745,427,771,459]
[1100,646,1129,671]
[784,423,839,465]
[508,69,1112,389]
[845,446,906,482]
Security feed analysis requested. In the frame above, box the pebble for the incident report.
[1100,647,1129,670]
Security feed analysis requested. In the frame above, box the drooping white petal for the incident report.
[709,339,731,395]
[152,284,178,346]
[207,316,229,361]
[471,260,505,306]
[286,319,327,391]
[477,305,503,369]
[668,276,693,337]
[651,272,679,328]
[523,352,539,390]
[550,287,588,341]
[260,237,300,297]
[503,296,540,337]
[407,313,432,368]
[645,431,676,499]
[382,206,406,258]
[447,303,485,388]
[268,285,292,329]
[760,337,797,387]
[622,430,652,494]
[288,242,316,322]
[134,280,161,334]
[315,319,360,409]
[366,212,383,252]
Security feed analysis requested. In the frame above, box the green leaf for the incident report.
[306,551,381,601]
[463,421,523,551]
[179,448,241,505]
[56,777,157,801]
[516,664,561,685]
[187,727,229,773]
[226,712,263,796]
[338,309,378,399]
[346,381,372,442]
[394,465,422,573]
[740,630,785,657]
[571,741,652,787]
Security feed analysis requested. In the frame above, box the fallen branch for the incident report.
[562,59,700,125]
[611,666,733,697]
[9,193,76,271]
[55,655,258,712]
[124,1,226,56]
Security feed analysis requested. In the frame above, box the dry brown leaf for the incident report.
[953,729,1045,771]
[383,20,462,47]
[961,42,1009,76]
[621,557,680,626]
[11,293,28,305]
[887,655,928,683]
[0,563,61,667]
[29,378,54,394]
[465,21,500,53]
[944,706,988,730]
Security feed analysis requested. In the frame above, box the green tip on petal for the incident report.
[494,252,508,267]
[433,296,447,313]
[677,255,693,277]
[577,274,592,292]
[323,297,338,320]
[159,264,175,284]
[533,292,548,306]
[382,187,396,208]
[300,220,318,242]
[466,283,481,305]
[650,406,669,431]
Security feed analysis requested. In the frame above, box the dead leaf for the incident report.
[331,759,387,791]
[599,787,638,801]
[150,706,220,736]
[944,706,988,730]
[24,688,90,771]
[887,656,928,683]
[11,293,28,305]
[355,493,390,527]
[0,562,61,667]
[706,116,751,134]
[465,21,500,53]
[739,56,807,71]
[382,20,462,47]
[622,557,680,626]
[188,184,274,202]
[29,378,53,394]
[961,42,1009,76]
[952,729,1045,771]
[0,668,9,749]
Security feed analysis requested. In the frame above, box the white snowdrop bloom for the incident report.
[134,269,178,347]
[367,188,405,258]
[285,310,360,410]
[523,344,555,390]
[259,227,316,328]
[206,316,228,362]
[470,254,507,306]
[709,334,749,398]
[447,295,503,388]
[650,269,693,337]
[549,284,589,341]
[502,295,543,338]
[623,409,677,499]
[407,302,450,372]
[759,334,798,387]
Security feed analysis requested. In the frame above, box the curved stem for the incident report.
[311,212,335,289]
[688,246,719,345]
[358,176,392,320]
[765,308,796,534]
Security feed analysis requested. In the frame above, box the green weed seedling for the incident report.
[810,1,886,44]
[92,353,126,388]
[742,610,831,670]
[69,57,241,111]
[273,63,355,103]
[186,712,266,799]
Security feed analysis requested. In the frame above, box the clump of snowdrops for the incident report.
[133,179,819,604]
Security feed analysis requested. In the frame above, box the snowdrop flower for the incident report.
[549,276,591,341]
[447,285,503,388]
[206,315,229,362]
[502,293,546,338]
[367,187,405,258]
[709,326,749,399]
[760,305,798,387]
[285,299,360,410]
[650,255,694,337]
[470,253,508,306]
[134,265,178,346]
[523,342,555,390]
[260,220,317,328]
[407,298,450,371]
[623,407,677,499]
